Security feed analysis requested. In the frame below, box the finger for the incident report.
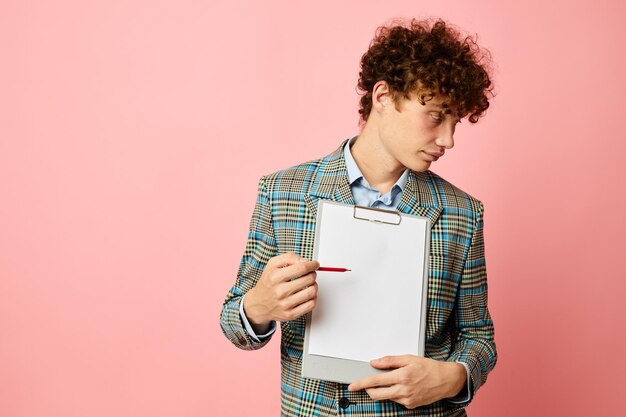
[275,260,320,283]
[369,355,415,369]
[348,370,399,391]
[268,252,305,269]
[364,386,401,402]
[283,271,316,294]
[284,282,318,309]
[287,296,317,319]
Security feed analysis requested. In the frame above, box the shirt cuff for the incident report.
[239,293,277,342]
[446,361,471,404]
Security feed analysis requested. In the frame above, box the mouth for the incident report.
[422,151,443,161]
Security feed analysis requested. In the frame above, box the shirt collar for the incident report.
[343,136,410,191]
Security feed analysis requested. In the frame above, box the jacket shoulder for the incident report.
[427,170,484,215]
[260,157,326,194]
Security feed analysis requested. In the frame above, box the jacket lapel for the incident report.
[396,171,443,226]
[304,139,355,218]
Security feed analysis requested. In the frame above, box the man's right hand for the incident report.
[244,252,320,333]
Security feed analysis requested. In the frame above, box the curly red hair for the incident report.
[357,18,494,125]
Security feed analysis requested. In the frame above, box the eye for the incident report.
[430,112,443,123]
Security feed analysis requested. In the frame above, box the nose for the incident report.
[435,124,455,150]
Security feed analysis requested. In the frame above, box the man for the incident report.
[220,17,497,417]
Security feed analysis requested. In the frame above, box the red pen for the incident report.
[317,267,351,272]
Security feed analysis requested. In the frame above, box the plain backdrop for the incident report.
[1,1,625,416]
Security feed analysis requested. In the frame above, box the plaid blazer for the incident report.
[220,138,497,417]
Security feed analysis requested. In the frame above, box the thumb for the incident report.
[369,355,412,369]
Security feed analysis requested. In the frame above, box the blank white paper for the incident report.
[307,201,429,363]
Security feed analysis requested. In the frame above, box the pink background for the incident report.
[1,1,625,416]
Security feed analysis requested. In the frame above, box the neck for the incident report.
[350,122,405,195]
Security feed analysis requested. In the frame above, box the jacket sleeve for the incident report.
[220,176,278,350]
[446,201,497,403]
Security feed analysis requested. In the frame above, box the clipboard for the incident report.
[301,199,431,384]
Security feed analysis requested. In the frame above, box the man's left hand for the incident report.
[347,355,466,409]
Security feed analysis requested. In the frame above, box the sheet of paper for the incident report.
[307,201,428,363]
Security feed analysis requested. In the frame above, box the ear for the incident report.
[371,80,393,114]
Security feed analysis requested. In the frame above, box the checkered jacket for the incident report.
[220,138,497,416]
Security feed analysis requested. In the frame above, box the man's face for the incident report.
[377,90,460,172]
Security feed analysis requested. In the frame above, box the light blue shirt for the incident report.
[239,136,470,402]
[343,136,410,210]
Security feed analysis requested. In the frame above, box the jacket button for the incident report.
[338,397,351,409]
